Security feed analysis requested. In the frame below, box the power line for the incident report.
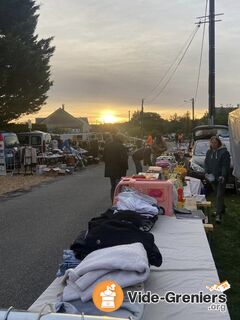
[146,24,200,104]
[194,0,209,104]
[144,25,200,102]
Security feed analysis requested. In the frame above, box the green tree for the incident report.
[197,107,237,126]
[215,106,237,125]
[0,0,55,124]
[180,111,191,138]
[130,111,166,136]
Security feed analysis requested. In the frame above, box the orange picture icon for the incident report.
[92,280,124,312]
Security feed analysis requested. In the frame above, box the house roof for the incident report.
[79,117,89,124]
[40,108,86,129]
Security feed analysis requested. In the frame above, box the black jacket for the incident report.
[103,141,128,178]
[132,147,151,161]
[204,146,230,181]
[71,219,162,267]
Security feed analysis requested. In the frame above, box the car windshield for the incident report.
[4,134,19,148]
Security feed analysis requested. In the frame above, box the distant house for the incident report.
[35,106,90,133]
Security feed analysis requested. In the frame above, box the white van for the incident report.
[17,131,51,154]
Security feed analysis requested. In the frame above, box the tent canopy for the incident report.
[228,108,240,178]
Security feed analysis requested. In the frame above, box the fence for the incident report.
[5,149,21,174]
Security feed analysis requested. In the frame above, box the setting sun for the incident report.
[99,111,118,124]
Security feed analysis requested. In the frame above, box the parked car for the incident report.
[192,125,229,140]
[189,125,229,152]
[0,131,20,170]
[188,138,236,190]
[17,131,51,154]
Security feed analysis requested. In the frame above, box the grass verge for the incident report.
[209,192,240,320]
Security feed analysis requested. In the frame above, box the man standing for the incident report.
[204,136,230,224]
[103,133,128,202]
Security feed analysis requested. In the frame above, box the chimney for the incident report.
[62,104,65,110]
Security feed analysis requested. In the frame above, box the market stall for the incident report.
[1,156,230,320]
[27,215,230,320]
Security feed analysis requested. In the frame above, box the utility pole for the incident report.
[141,99,144,138]
[128,110,131,122]
[184,98,194,122]
[191,98,195,122]
[209,0,215,125]
[196,2,223,125]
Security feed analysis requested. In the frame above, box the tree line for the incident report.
[92,106,237,139]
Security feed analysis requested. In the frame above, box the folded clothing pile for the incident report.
[90,208,159,232]
[57,190,162,319]
[115,190,160,215]
[57,243,150,319]
[71,213,162,267]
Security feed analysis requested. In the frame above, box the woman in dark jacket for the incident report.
[151,134,167,165]
[103,133,128,202]
[204,136,230,224]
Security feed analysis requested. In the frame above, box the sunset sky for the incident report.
[26,0,240,124]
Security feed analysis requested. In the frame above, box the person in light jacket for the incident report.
[204,136,230,224]
[103,133,128,202]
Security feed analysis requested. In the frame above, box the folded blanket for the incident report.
[62,243,150,303]
[56,284,145,320]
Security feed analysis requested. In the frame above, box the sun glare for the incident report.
[100,112,118,124]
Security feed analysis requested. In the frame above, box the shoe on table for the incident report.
[216,215,222,224]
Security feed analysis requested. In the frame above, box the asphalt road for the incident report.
[0,163,128,309]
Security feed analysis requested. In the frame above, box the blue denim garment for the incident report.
[56,249,81,277]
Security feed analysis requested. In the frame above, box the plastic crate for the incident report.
[113,177,174,216]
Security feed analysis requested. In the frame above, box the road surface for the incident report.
[0,163,132,309]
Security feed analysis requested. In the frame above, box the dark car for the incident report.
[0,132,20,170]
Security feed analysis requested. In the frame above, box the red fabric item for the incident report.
[146,135,153,145]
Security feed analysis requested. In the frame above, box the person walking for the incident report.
[204,136,230,224]
[103,133,128,202]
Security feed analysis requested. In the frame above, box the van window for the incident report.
[31,136,42,146]
[5,134,19,148]
[18,135,30,145]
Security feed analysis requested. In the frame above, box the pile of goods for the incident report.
[173,164,188,182]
